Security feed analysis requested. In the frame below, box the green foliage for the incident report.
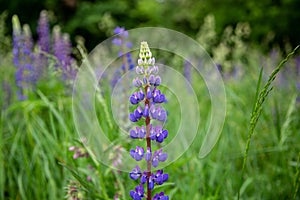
[1,0,299,50]
[0,11,11,57]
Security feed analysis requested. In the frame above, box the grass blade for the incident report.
[238,45,300,199]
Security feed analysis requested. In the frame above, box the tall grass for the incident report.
[238,45,300,199]
[1,49,300,199]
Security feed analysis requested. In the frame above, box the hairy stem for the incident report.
[145,85,151,200]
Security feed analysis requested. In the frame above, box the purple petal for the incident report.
[126,42,132,48]
[130,149,135,158]
[130,129,138,139]
[112,38,122,46]
[143,76,148,85]
[129,113,138,122]
[143,104,149,117]
[162,129,168,139]
[130,94,138,104]
[130,190,135,198]
[149,75,155,85]
[145,148,152,161]
[152,159,158,168]
[133,78,142,87]
[163,174,169,182]
[154,76,161,86]
[146,87,152,99]
[158,153,168,162]
[139,126,146,138]
[138,89,144,100]
[158,110,167,121]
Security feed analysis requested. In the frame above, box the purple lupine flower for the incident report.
[130,165,142,180]
[150,105,167,122]
[153,170,168,185]
[35,10,51,80]
[150,125,168,143]
[111,27,134,88]
[37,10,50,53]
[151,149,168,168]
[153,192,169,200]
[130,126,146,139]
[23,24,37,84]
[113,26,131,48]
[128,42,169,200]
[129,89,145,105]
[130,146,145,161]
[12,15,25,100]
[53,25,76,80]
[12,15,22,67]
[12,15,36,100]
[129,184,144,200]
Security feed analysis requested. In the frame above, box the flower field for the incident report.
[1,8,300,200]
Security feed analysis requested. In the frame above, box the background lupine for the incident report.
[111,26,134,88]
[111,26,135,128]
[53,25,77,80]
[37,10,50,54]
[129,42,169,200]
[35,10,51,80]
[11,11,77,100]
[12,15,35,100]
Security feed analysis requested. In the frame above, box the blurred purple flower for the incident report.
[35,10,52,80]
[37,10,50,53]
[111,27,134,88]
[12,15,36,100]
[53,26,77,80]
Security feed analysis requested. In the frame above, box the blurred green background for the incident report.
[1,0,299,51]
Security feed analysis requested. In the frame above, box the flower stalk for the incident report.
[129,42,169,200]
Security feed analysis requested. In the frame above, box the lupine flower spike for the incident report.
[129,42,169,200]
[37,10,50,53]
[35,10,50,80]
[111,27,134,88]
[53,25,76,80]
[111,27,135,127]
[12,15,35,100]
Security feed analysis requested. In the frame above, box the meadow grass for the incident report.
[1,44,300,200]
